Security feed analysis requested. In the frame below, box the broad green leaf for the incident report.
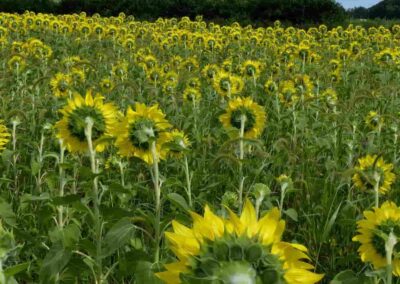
[134,261,163,284]
[167,193,189,211]
[101,217,136,258]
[0,198,16,227]
[39,244,72,283]
[4,262,29,277]
[284,208,298,222]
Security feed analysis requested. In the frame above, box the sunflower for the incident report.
[0,120,10,153]
[219,97,266,139]
[114,103,172,165]
[352,155,395,195]
[201,64,219,81]
[241,60,262,78]
[353,201,400,275]
[278,81,299,107]
[365,111,384,131]
[264,79,278,95]
[99,77,115,92]
[321,88,338,106]
[69,68,86,84]
[167,129,191,158]
[183,87,201,102]
[7,55,26,73]
[112,61,129,80]
[50,73,72,98]
[156,200,324,284]
[213,71,244,97]
[55,90,118,153]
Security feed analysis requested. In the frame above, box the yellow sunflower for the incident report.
[0,120,10,153]
[219,97,266,139]
[213,71,244,97]
[241,60,262,78]
[167,129,191,158]
[55,90,118,153]
[365,111,384,131]
[353,201,400,275]
[156,200,324,284]
[183,87,202,103]
[264,79,278,96]
[114,103,172,165]
[352,155,395,195]
[7,55,26,73]
[99,77,115,93]
[278,81,299,106]
[50,73,72,98]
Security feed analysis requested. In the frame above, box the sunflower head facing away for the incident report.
[55,90,118,153]
[353,201,400,275]
[365,111,384,131]
[114,103,172,164]
[219,97,266,139]
[0,120,10,153]
[352,154,395,195]
[156,200,324,284]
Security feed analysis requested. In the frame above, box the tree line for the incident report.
[0,0,347,25]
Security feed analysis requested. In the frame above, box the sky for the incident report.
[336,0,382,9]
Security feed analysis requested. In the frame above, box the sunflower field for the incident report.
[1,11,400,284]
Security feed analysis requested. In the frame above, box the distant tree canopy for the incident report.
[349,0,400,19]
[0,0,347,25]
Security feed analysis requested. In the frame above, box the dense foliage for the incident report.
[0,0,347,25]
[1,10,400,284]
[349,0,400,20]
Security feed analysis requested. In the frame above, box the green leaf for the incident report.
[31,161,41,176]
[284,208,298,222]
[134,261,163,284]
[331,270,374,284]
[21,193,51,202]
[101,217,136,258]
[108,182,132,194]
[39,244,72,283]
[0,198,16,227]
[4,262,30,277]
[52,194,81,206]
[167,193,189,211]
[322,202,342,242]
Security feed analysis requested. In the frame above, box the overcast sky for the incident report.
[336,0,382,9]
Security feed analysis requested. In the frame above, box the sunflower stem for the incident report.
[11,118,20,192]
[373,172,381,208]
[58,139,66,228]
[151,141,161,263]
[385,231,397,284]
[36,131,45,193]
[238,114,246,213]
[84,117,103,284]
[184,155,192,208]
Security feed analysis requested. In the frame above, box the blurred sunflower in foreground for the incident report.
[353,201,400,275]
[156,200,324,283]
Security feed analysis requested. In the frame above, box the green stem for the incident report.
[238,115,246,213]
[84,118,103,284]
[385,231,397,284]
[0,260,5,284]
[184,155,192,208]
[37,132,45,193]
[374,173,381,209]
[151,141,161,263]
[12,119,19,192]
[58,140,66,228]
